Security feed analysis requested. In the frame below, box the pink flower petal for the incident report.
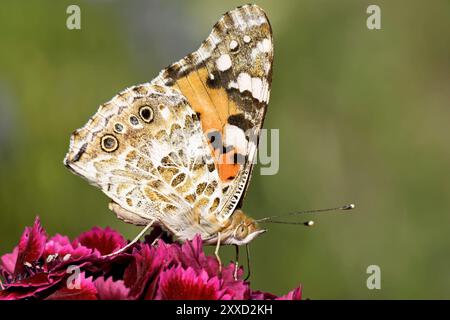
[159,235,219,276]
[14,217,47,275]
[94,277,130,300]
[276,286,302,300]
[45,273,97,300]
[74,227,127,256]
[0,247,18,274]
[217,263,249,300]
[250,290,278,300]
[123,244,163,299]
[0,280,57,300]
[157,237,249,299]
[156,266,222,300]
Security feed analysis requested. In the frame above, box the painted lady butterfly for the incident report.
[64,5,273,261]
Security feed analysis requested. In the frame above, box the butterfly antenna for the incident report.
[256,203,355,226]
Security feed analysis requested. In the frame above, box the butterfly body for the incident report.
[64,4,273,246]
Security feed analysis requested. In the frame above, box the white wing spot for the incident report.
[229,40,239,50]
[216,54,232,72]
[251,38,273,59]
[237,72,252,93]
[243,35,251,43]
[228,73,269,103]
[264,61,271,74]
[160,106,171,120]
[251,77,263,101]
[224,124,248,154]
[260,38,271,52]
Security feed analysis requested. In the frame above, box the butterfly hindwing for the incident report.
[64,84,224,238]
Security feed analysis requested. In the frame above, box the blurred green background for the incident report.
[1,0,449,299]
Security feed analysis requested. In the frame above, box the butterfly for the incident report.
[64,4,272,270]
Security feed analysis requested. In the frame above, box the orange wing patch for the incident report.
[173,67,238,134]
[172,67,243,183]
[217,149,241,181]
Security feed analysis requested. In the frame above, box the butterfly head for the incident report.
[221,210,266,245]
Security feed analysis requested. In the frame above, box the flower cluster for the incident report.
[0,217,301,300]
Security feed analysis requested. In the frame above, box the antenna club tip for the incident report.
[305,220,315,227]
[342,203,355,210]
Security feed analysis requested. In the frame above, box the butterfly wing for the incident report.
[152,4,273,221]
[64,4,273,238]
[64,84,224,238]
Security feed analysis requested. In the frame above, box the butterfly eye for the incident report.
[235,224,248,240]
[139,106,154,123]
[129,115,139,126]
[101,134,119,152]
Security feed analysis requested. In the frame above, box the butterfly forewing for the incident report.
[152,4,273,221]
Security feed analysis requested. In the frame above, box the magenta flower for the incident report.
[156,267,226,300]
[74,227,127,256]
[0,217,302,300]
[45,272,97,300]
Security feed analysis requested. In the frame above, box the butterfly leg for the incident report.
[233,245,240,280]
[215,232,222,274]
[103,219,156,257]
[151,232,162,246]
[244,244,251,281]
